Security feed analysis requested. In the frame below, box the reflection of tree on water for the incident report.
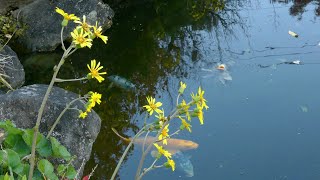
[59,0,254,179]
[271,0,320,19]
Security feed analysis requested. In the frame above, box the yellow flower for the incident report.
[153,143,172,158]
[55,7,80,21]
[93,22,108,44]
[178,100,190,121]
[155,109,166,124]
[71,27,92,48]
[86,102,94,112]
[79,111,88,119]
[191,87,209,110]
[158,124,169,145]
[89,92,102,107]
[74,15,92,32]
[87,59,107,83]
[179,116,192,132]
[194,105,204,125]
[179,81,187,94]
[143,96,163,116]
[166,158,175,171]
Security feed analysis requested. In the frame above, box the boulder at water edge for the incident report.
[15,0,114,52]
[0,45,25,90]
[0,84,101,174]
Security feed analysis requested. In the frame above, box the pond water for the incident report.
[21,0,320,179]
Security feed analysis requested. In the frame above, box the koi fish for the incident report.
[172,151,194,177]
[288,30,298,38]
[107,75,136,91]
[111,128,199,154]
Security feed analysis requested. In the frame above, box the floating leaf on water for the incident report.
[288,30,298,38]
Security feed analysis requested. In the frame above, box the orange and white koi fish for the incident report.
[111,128,198,154]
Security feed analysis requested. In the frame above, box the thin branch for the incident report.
[46,96,85,138]
[55,77,87,83]
[110,128,146,180]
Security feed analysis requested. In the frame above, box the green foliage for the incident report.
[0,14,25,45]
[0,120,77,179]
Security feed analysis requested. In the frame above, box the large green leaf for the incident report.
[22,129,44,148]
[4,134,30,158]
[22,129,35,147]
[13,163,30,178]
[37,159,54,176]
[0,149,21,168]
[57,164,66,176]
[0,120,22,135]
[50,137,71,161]
[37,159,59,180]
[65,165,77,179]
[36,135,52,157]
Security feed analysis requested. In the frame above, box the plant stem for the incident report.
[142,130,150,153]
[135,110,179,179]
[138,158,158,180]
[110,128,146,180]
[55,77,87,82]
[46,96,85,138]
[28,45,74,180]
[61,27,66,51]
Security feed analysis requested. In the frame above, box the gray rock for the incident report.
[0,0,36,14]
[15,0,114,52]
[0,45,25,90]
[0,84,101,174]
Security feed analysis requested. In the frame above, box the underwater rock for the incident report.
[0,84,101,174]
[14,0,114,52]
[0,45,25,90]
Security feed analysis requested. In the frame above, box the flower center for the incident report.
[150,104,157,110]
[77,36,85,43]
[91,69,99,77]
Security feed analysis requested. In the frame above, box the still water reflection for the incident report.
[21,0,320,179]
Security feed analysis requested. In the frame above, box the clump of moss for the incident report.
[0,13,25,46]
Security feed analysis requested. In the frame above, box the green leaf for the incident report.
[32,170,43,180]
[21,175,27,180]
[46,172,59,180]
[13,163,29,177]
[22,129,43,148]
[65,165,77,179]
[0,120,22,135]
[0,149,21,168]
[57,164,66,176]
[4,134,30,158]
[50,137,71,161]
[3,173,10,180]
[37,159,54,176]
[0,150,7,166]
[36,135,52,157]
[22,129,34,147]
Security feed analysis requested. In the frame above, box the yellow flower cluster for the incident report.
[55,7,108,49]
[79,91,102,119]
[191,87,208,125]
[153,144,175,171]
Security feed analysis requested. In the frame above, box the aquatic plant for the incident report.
[111,82,208,180]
